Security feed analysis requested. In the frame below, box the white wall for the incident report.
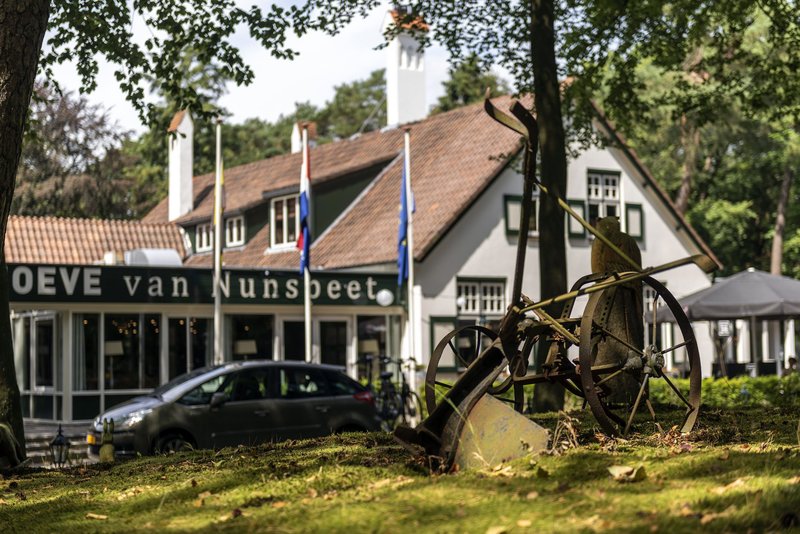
[416,142,716,375]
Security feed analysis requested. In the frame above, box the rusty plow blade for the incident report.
[394,339,548,471]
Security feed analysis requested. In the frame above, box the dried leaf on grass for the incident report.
[608,465,647,483]
[86,513,108,520]
[700,505,738,525]
[485,526,508,534]
[712,478,746,495]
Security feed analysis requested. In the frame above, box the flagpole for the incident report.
[301,125,312,363]
[213,117,224,365]
[403,128,416,391]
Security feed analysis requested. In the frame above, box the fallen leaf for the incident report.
[198,491,212,499]
[0,498,7,505]
[307,488,318,498]
[272,501,287,508]
[700,505,737,525]
[719,450,730,461]
[608,465,647,483]
[485,526,508,534]
[712,478,746,495]
[517,519,532,527]
[788,476,800,485]
[525,491,539,500]
[193,499,204,508]
[86,513,108,520]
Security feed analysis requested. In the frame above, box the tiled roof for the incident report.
[173,96,523,269]
[142,127,404,225]
[5,216,187,265]
[145,95,717,272]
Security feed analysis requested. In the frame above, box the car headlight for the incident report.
[115,408,153,430]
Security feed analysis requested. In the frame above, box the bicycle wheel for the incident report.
[401,390,424,424]
[376,384,403,430]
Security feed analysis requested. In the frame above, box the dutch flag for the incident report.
[298,126,311,273]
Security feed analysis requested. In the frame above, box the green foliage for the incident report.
[13,84,133,219]
[687,199,761,273]
[650,374,800,409]
[433,54,509,114]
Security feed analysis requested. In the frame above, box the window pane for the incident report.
[231,315,274,361]
[274,199,285,245]
[168,318,188,379]
[287,198,297,242]
[280,368,328,398]
[190,318,211,370]
[105,314,140,390]
[73,314,99,390]
[35,320,54,387]
[143,314,160,388]
[506,199,521,232]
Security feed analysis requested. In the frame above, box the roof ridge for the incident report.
[9,214,177,228]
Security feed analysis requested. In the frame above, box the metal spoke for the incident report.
[597,326,646,357]
[624,373,650,436]
[594,368,623,388]
[433,380,452,389]
[661,373,693,409]
[660,340,691,355]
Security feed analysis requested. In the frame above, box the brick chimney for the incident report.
[167,110,193,221]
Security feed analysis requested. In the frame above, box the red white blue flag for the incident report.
[297,127,311,273]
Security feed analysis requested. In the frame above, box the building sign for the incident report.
[8,264,399,307]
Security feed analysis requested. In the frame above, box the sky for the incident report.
[49,2,452,136]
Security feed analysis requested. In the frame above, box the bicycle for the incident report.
[359,355,424,430]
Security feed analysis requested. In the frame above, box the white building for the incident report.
[6,8,722,423]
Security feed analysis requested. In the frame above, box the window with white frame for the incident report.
[457,280,506,316]
[270,195,299,248]
[587,170,620,227]
[225,216,245,247]
[196,223,213,252]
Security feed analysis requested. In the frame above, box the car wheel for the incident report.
[155,432,193,454]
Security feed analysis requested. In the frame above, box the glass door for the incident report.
[315,318,352,374]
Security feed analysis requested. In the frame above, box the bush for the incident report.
[650,374,800,409]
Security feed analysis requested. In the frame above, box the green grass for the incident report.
[3,407,800,533]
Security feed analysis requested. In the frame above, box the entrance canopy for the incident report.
[660,268,800,322]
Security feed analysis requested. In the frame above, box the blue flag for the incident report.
[397,159,411,285]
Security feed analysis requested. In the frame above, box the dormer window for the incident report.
[196,223,213,252]
[225,216,245,247]
[270,195,299,248]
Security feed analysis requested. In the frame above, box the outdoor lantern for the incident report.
[49,424,70,468]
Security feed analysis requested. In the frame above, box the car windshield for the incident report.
[152,366,218,396]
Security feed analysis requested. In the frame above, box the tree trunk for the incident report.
[0,0,51,463]
[770,168,793,275]
[530,0,567,412]
[675,113,699,216]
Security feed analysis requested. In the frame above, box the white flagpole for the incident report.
[403,128,416,390]
[302,126,313,363]
[213,117,224,365]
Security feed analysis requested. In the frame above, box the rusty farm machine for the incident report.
[394,97,716,470]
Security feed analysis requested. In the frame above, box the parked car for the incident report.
[87,360,381,457]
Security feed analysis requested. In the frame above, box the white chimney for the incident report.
[384,7,427,127]
[291,121,318,154]
[168,110,194,221]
